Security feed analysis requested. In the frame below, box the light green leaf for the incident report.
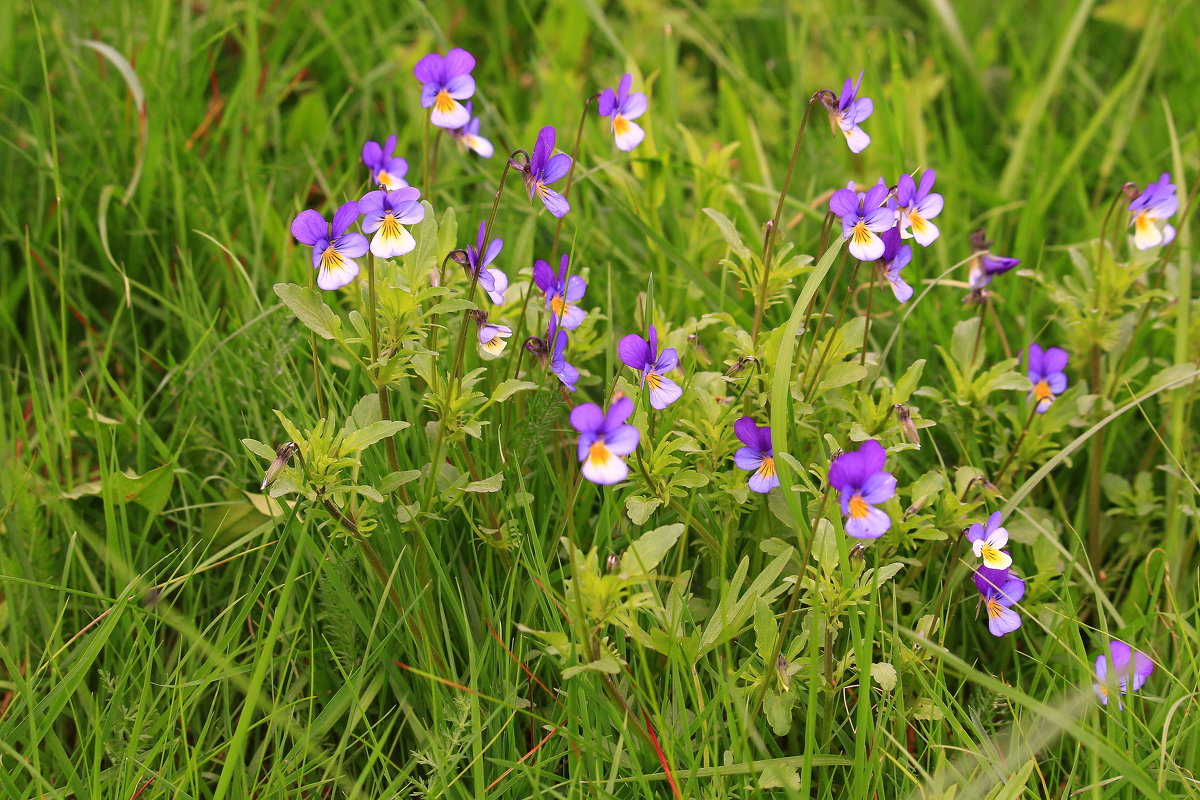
[490,379,538,404]
[619,523,684,578]
[625,495,662,525]
[241,438,277,460]
[465,473,504,493]
[702,208,751,260]
[274,283,342,340]
[340,420,409,454]
[871,662,897,691]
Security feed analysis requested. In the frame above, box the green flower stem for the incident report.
[367,252,401,473]
[995,401,1040,486]
[802,255,860,401]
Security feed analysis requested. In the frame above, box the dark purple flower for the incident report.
[413,48,476,129]
[896,170,943,246]
[879,225,913,302]
[570,397,639,484]
[532,254,586,329]
[524,126,572,218]
[973,566,1025,637]
[831,71,873,153]
[1129,173,1177,250]
[290,202,369,290]
[733,417,779,494]
[967,511,1012,570]
[618,325,681,409]
[830,181,894,261]
[828,440,896,539]
[451,102,494,158]
[598,73,648,151]
[466,221,507,305]
[1026,343,1068,413]
[1093,640,1154,706]
[548,317,578,392]
[968,253,1020,291]
[358,187,423,259]
[361,136,409,191]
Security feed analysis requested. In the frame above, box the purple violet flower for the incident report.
[830,182,895,262]
[1128,173,1177,250]
[1026,343,1068,413]
[896,170,943,246]
[533,254,586,329]
[1092,640,1154,706]
[451,102,494,158]
[598,73,648,151]
[548,317,578,392]
[413,48,476,129]
[477,321,512,356]
[466,221,508,305]
[618,325,682,409]
[879,225,913,303]
[524,126,572,218]
[973,566,1025,637]
[968,253,1020,292]
[831,71,873,153]
[361,136,409,191]
[358,187,424,259]
[570,397,640,485]
[733,417,779,494]
[290,202,369,291]
[828,440,896,539]
[967,511,1012,570]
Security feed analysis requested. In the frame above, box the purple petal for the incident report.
[844,504,890,539]
[605,397,635,428]
[997,574,1026,606]
[358,190,385,216]
[331,202,360,238]
[734,446,765,471]
[829,188,859,220]
[541,152,572,185]
[973,566,1011,595]
[362,140,382,169]
[1047,373,1068,394]
[829,440,886,491]
[917,169,937,198]
[564,275,587,302]
[605,423,640,456]
[987,606,1022,637]
[617,73,632,103]
[966,522,985,544]
[748,462,781,494]
[1131,650,1154,688]
[533,259,553,291]
[858,470,896,505]
[733,417,760,449]
[597,88,616,117]
[863,182,891,212]
[532,126,556,171]
[621,91,648,120]
[442,48,476,78]
[618,334,653,369]
[444,73,476,100]
[1026,343,1045,376]
[413,53,444,84]
[335,232,369,259]
[291,209,327,246]
[576,431,598,462]
[654,347,679,374]
[539,186,570,218]
[896,174,916,208]
[570,402,604,435]
[1042,346,1069,374]
[849,96,873,124]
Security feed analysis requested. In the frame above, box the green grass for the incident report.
[2,0,1198,797]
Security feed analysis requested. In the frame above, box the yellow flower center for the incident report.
[646,371,662,390]
[587,440,612,466]
[550,295,568,317]
[756,457,777,482]
[1134,211,1155,231]
[380,213,402,240]
[613,114,631,135]
[320,247,344,270]
[980,544,1002,564]
[435,89,456,114]
[848,493,869,519]
[376,169,394,187]
[1033,379,1053,403]
[986,598,1004,619]
[852,221,873,246]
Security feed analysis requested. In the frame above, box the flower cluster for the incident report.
[1092,640,1154,707]
[967,512,1026,637]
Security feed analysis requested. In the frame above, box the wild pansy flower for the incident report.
[413,48,476,129]
[570,397,640,485]
[533,254,586,329]
[967,511,1013,570]
[733,417,779,494]
[896,170,943,246]
[973,566,1025,637]
[361,136,409,191]
[879,225,913,302]
[966,231,1020,294]
[1092,640,1154,706]
[451,102,494,158]
[358,187,424,259]
[830,182,894,262]
[548,318,578,392]
[466,221,508,304]
[598,73,648,151]
[828,71,873,153]
[828,439,896,539]
[523,126,572,218]
[290,202,369,291]
[1128,173,1177,250]
[618,325,682,410]
[473,312,512,357]
[1026,343,1068,413]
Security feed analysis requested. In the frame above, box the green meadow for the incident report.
[2,0,1198,797]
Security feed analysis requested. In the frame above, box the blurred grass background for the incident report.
[1,0,1198,797]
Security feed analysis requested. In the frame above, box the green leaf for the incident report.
[702,208,751,260]
[619,523,684,578]
[871,662,897,691]
[274,283,342,340]
[490,379,538,404]
[241,438,277,461]
[339,420,409,454]
[65,463,175,518]
[625,495,662,525]
[465,473,504,493]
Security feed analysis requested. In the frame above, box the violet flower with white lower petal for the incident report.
[358,188,424,259]
[466,221,508,305]
[617,325,682,410]
[290,202,369,291]
[830,182,894,262]
[896,170,943,246]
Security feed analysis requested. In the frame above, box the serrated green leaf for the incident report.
[274,283,342,340]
